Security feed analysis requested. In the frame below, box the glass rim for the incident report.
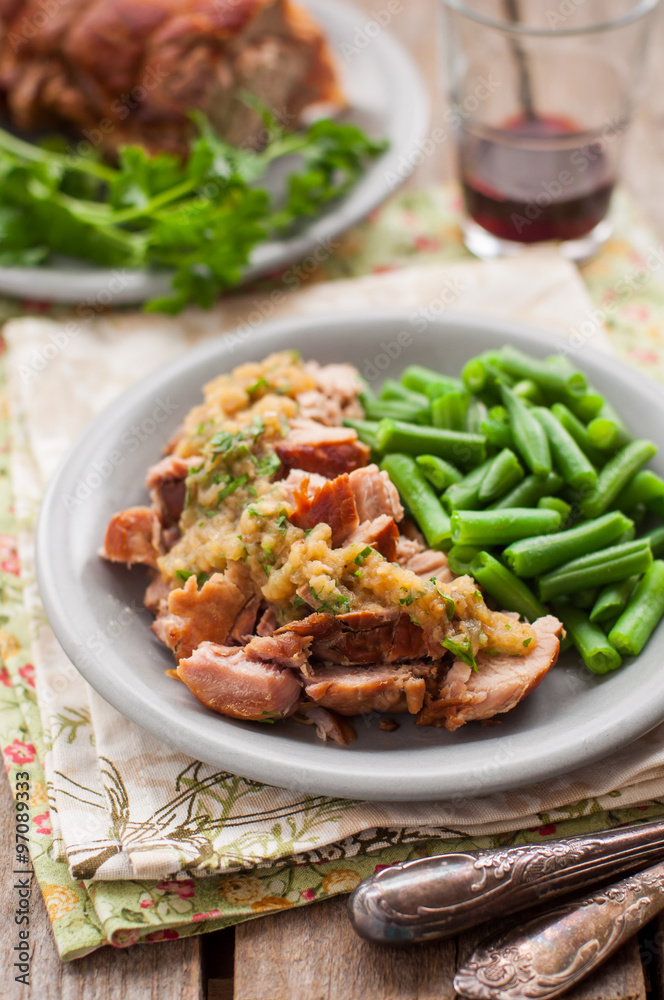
[440,0,661,37]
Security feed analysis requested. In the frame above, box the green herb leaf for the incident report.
[442,635,478,671]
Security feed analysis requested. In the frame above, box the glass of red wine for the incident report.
[440,0,660,262]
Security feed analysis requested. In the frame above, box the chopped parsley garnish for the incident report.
[442,635,477,671]
[523,637,533,648]
[217,474,248,502]
[310,587,350,615]
[175,569,210,587]
[257,452,281,478]
[399,587,423,607]
[190,461,204,474]
[354,545,374,566]
[276,511,290,535]
[293,594,308,608]
[247,377,269,397]
[259,710,283,724]
[474,590,482,601]
[430,578,455,619]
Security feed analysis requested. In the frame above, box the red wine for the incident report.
[459,115,615,244]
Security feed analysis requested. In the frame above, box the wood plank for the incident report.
[234,896,457,1000]
[0,769,205,1000]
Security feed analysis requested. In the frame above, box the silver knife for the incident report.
[348,817,664,944]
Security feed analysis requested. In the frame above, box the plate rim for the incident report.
[35,310,664,801]
[0,0,430,305]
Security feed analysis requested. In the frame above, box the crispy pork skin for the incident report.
[418,616,564,731]
[349,464,404,523]
[275,425,370,478]
[303,663,434,716]
[177,641,302,721]
[0,0,343,158]
[100,506,161,567]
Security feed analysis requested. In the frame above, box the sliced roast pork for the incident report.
[100,506,161,567]
[153,572,248,660]
[146,454,198,528]
[303,663,437,716]
[275,424,370,478]
[288,473,359,545]
[349,464,404,522]
[418,615,564,731]
[347,514,399,561]
[177,640,304,721]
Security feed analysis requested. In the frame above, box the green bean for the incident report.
[581,439,658,519]
[503,511,633,578]
[401,365,462,400]
[477,448,524,503]
[589,577,638,624]
[550,403,606,467]
[646,494,664,519]
[415,454,463,492]
[380,454,452,550]
[513,379,546,405]
[538,496,572,521]
[588,401,631,451]
[465,397,487,435]
[614,469,664,512]
[488,472,563,510]
[571,588,599,610]
[441,457,496,512]
[470,552,547,622]
[342,418,380,450]
[500,384,551,477]
[494,346,587,399]
[447,544,482,576]
[567,392,605,423]
[379,379,430,412]
[551,602,622,674]
[375,419,486,470]
[538,539,653,600]
[642,525,664,558]
[431,390,468,431]
[451,507,561,547]
[608,560,664,656]
[481,406,514,450]
[461,352,503,394]
[532,406,597,491]
[362,398,427,423]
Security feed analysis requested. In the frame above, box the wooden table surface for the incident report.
[4,1,664,997]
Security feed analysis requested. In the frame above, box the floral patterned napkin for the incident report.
[2,184,664,960]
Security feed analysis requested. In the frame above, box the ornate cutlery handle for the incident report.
[454,859,664,1000]
[348,818,664,944]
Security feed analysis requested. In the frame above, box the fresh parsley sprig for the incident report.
[0,112,386,313]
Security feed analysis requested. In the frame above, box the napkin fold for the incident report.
[3,184,664,960]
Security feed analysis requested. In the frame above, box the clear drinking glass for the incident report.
[440,0,660,262]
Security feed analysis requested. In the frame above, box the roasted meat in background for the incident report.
[0,0,344,156]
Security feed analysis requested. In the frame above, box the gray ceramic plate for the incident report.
[36,312,664,801]
[0,0,428,305]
